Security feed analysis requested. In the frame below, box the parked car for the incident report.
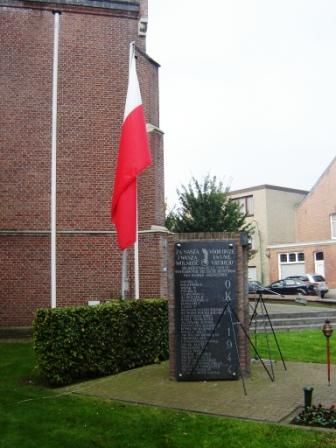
[265,278,318,296]
[248,281,265,294]
[284,274,329,298]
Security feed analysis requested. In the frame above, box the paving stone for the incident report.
[65,360,336,423]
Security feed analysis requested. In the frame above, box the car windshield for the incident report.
[312,275,325,282]
[286,275,307,281]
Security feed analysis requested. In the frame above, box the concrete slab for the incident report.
[64,360,336,424]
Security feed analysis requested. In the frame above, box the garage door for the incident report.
[280,263,305,279]
[248,266,257,281]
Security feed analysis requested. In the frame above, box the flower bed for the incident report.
[292,404,336,429]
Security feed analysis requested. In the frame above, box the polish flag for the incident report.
[111,44,152,250]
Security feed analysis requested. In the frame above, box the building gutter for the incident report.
[268,239,336,249]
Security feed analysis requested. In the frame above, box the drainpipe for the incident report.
[51,11,60,308]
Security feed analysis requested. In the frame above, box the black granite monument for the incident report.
[174,240,240,381]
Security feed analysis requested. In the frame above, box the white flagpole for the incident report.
[129,41,135,73]
[128,41,140,300]
[121,249,128,300]
[134,180,140,300]
[51,11,60,309]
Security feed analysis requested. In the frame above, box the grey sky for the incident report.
[147,0,336,207]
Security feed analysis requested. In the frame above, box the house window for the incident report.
[246,196,254,215]
[280,254,287,263]
[289,253,296,262]
[315,251,324,261]
[232,195,254,216]
[331,214,336,239]
[297,252,305,262]
[279,252,304,263]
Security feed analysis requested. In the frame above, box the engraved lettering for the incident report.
[175,241,239,381]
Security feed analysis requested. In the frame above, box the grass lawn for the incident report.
[1,338,336,448]
[251,328,336,363]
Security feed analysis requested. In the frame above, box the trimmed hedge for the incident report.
[33,299,168,386]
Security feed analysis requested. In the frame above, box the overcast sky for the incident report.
[146,0,336,208]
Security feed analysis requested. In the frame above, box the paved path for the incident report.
[62,302,336,424]
[65,360,336,424]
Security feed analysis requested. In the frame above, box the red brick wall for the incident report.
[140,0,148,17]
[136,50,165,228]
[295,158,336,242]
[0,236,50,326]
[269,244,336,288]
[0,2,167,326]
[137,232,168,298]
[55,12,160,231]
[56,232,168,306]
[268,158,336,288]
[1,8,53,230]
[0,231,168,326]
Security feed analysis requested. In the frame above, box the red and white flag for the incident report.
[111,44,152,250]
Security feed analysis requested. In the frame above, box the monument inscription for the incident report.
[175,240,239,381]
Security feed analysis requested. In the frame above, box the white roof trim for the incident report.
[268,239,336,249]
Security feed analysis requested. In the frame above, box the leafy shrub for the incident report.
[33,299,168,386]
[292,404,336,428]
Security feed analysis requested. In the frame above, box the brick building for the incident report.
[0,0,168,326]
[229,157,336,290]
[268,157,336,288]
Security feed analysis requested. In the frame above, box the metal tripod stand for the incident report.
[249,290,287,379]
[189,296,280,395]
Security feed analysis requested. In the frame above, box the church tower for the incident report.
[0,0,167,326]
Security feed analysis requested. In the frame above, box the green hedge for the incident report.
[33,299,168,386]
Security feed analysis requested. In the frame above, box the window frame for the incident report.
[278,252,305,264]
[231,195,254,217]
[331,214,336,239]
